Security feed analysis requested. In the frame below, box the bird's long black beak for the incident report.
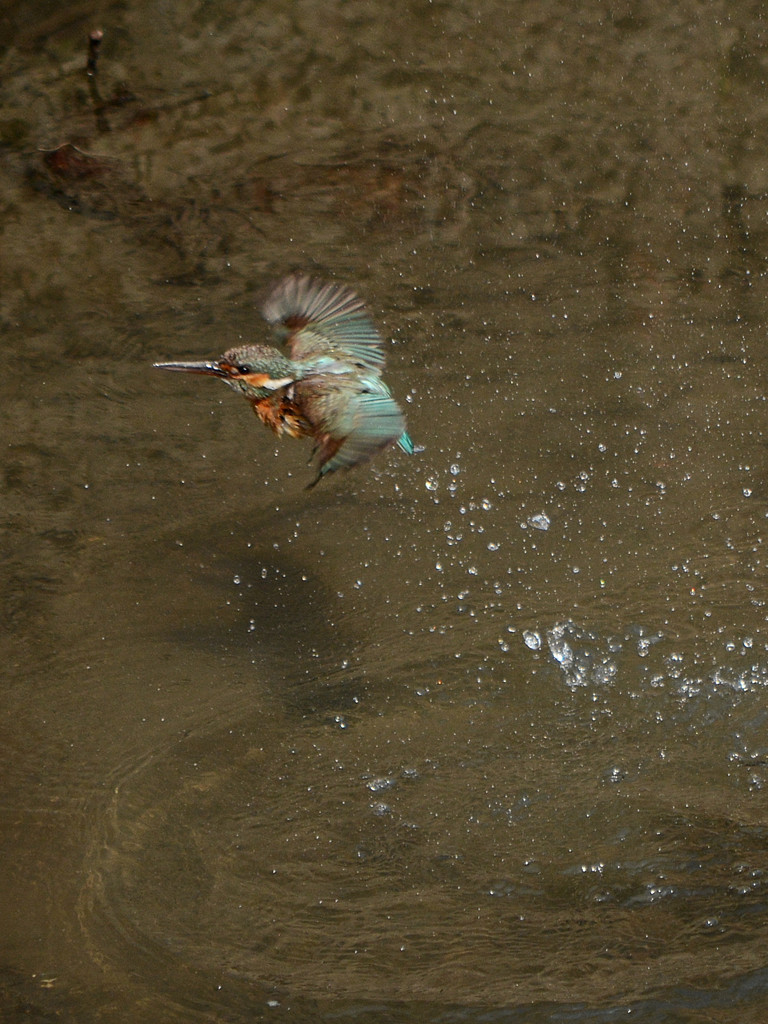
[153,360,228,377]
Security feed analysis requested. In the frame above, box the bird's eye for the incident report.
[237,364,251,374]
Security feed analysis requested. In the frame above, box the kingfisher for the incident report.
[155,274,414,487]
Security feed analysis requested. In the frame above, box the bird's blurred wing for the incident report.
[262,275,386,372]
[300,378,407,485]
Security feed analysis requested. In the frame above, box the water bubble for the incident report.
[523,630,542,650]
[367,776,396,792]
[528,512,550,531]
[574,470,590,492]
[545,621,617,690]
[637,632,662,657]
[548,630,573,669]
[425,477,439,491]
[450,463,461,476]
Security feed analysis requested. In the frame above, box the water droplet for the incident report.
[523,630,542,650]
[367,776,396,793]
[528,512,550,531]
[425,477,439,491]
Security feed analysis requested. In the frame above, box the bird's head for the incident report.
[154,345,297,399]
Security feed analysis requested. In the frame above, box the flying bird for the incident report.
[155,275,414,487]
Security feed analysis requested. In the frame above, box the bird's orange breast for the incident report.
[251,396,310,439]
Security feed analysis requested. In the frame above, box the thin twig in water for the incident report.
[86,29,103,77]
[86,29,110,132]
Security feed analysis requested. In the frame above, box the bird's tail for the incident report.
[397,431,415,455]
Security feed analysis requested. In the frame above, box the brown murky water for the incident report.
[4,2,768,1021]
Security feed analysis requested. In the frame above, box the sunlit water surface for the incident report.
[3,1,768,1022]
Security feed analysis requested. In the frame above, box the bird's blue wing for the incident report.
[297,375,408,485]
